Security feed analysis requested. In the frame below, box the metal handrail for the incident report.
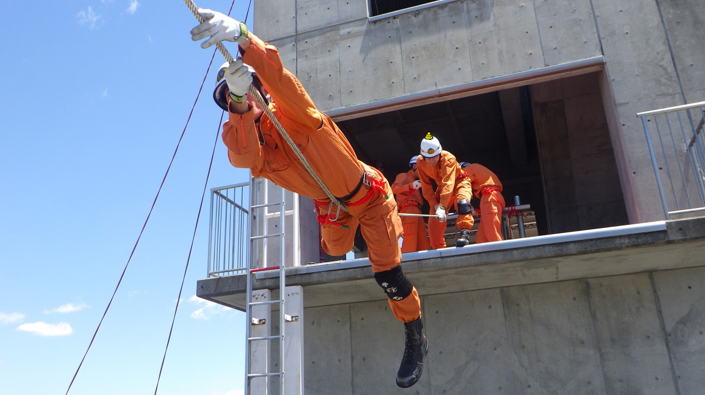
[638,101,705,219]
[636,100,705,117]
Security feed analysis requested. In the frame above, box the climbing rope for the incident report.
[182,0,349,213]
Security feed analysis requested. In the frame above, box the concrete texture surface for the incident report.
[199,217,705,394]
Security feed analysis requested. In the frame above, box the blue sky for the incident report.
[0,1,254,394]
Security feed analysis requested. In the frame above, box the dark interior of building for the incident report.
[336,72,629,246]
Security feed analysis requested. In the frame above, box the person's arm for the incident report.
[436,156,458,209]
[417,164,439,209]
[242,34,322,131]
[221,107,265,171]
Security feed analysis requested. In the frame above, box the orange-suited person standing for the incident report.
[391,156,432,253]
[190,9,427,388]
[460,162,506,243]
[416,133,475,248]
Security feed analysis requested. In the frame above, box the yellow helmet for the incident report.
[420,132,442,158]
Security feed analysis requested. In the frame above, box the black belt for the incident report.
[337,172,365,201]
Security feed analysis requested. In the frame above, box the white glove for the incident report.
[223,59,253,97]
[191,8,248,49]
[411,180,422,190]
[435,206,447,222]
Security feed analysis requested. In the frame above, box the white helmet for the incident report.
[420,132,442,158]
[409,155,419,167]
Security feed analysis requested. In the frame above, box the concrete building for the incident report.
[198,0,705,393]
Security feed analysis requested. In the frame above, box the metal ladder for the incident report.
[245,177,304,395]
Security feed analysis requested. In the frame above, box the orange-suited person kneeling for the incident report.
[392,156,432,253]
[460,162,505,243]
[416,133,476,248]
[190,9,427,388]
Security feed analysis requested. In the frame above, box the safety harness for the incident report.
[314,168,388,228]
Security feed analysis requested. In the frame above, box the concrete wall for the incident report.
[299,265,705,394]
[251,0,705,224]
[530,73,628,233]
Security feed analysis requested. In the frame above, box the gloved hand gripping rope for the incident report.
[181,0,348,213]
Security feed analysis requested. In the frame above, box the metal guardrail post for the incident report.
[514,195,526,238]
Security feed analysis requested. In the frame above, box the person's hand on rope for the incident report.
[410,180,422,190]
[191,8,248,49]
[435,205,447,222]
[223,59,253,99]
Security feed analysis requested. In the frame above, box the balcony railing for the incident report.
[207,182,250,277]
[638,101,705,219]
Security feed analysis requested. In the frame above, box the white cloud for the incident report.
[102,89,109,97]
[44,303,88,314]
[127,0,140,15]
[77,7,103,29]
[17,322,72,336]
[189,295,230,320]
[0,312,25,325]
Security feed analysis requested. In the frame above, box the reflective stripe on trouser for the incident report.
[317,180,421,322]
[427,181,474,249]
[475,190,505,243]
[400,207,431,253]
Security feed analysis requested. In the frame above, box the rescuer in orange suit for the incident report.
[190,9,427,388]
[416,133,475,248]
[460,162,506,243]
[391,156,432,253]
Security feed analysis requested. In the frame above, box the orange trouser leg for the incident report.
[455,213,474,232]
[401,217,418,253]
[318,203,358,256]
[354,183,421,323]
[387,287,421,322]
[454,181,474,231]
[400,209,431,253]
[415,216,431,251]
[476,191,505,243]
[427,215,447,249]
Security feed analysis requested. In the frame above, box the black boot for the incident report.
[456,229,471,247]
[396,317,429,388]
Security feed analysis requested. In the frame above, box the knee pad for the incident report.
[374,266,413,301]
[457,199,472,214]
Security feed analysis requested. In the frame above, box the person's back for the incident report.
[460,162,505,243]
[461,163,503,195]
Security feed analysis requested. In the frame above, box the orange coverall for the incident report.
[462,163,505,243]
[416,151,474,249]
[391,168,431,253]
[220,34,420,323]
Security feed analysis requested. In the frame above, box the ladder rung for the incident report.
[264,210,295,219]
[249,300,279,306]
[248,372,281,378]
[250,202,282,209]
[249,335,282,341]
[250,233,283,240]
